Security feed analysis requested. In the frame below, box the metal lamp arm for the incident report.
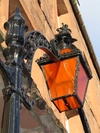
[24,30,59,72]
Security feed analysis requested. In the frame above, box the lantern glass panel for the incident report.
[53,97,80,112]
[54,99,69,112]
[42,57,77,99]
[67,97,80,109]
[77,61,89,102]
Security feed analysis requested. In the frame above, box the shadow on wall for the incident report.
[65,109,79,119]
[20,81,68,133]
[0,80,68,133]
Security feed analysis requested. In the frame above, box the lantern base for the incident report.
[51,95,83,113]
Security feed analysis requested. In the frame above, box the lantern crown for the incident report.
[55,23,77,50]
[5,8,25,28]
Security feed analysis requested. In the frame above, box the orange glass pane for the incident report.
[66,96,80,109]
[60,48,71,54]
[43,57,77,99]
[53,96,80,112]
[54,99,69,112]
[77,62,89,102]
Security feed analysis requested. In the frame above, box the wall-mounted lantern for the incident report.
[37,24,92,112]
[0,8,92,133]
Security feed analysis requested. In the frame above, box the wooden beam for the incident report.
[40,0,58,34]
[19,0,54,41]
[57,0,68,16]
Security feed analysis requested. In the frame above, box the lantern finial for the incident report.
[56,23,71,34]
[55,23,77,50]
[56,23,77,43]
[15,7,20,14]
